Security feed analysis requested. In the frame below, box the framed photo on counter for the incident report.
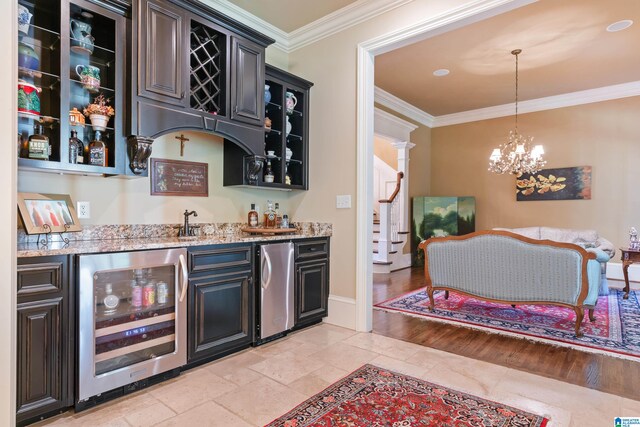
[18,192,82,234]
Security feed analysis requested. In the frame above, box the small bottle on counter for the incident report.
[88,131,108,167]
[275,203,281,228]
[264,200,277,228]
[248,203,259,227]
[281,214,289,229]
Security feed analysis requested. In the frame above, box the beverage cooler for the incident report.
[77,248,188,404]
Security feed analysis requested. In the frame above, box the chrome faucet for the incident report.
[179,210,198,237]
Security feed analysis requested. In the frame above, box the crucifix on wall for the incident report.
[174,134,190,157]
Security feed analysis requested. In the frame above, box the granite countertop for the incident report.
[17,222,332,257]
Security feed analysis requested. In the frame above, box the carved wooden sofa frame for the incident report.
[419,230,599,337]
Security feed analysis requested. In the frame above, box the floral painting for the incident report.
[516,166,591,201]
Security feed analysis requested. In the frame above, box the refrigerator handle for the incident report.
[262,250,273,290]
[178,253,188,303]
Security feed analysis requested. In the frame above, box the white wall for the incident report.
[2,1,17,425]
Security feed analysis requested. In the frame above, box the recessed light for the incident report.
[433,69,450,77]
[607,19,633,32]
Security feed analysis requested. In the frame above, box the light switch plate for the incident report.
[336,195,351,209]
[77,201,90,219]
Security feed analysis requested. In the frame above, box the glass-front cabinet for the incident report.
[17,0,126,175]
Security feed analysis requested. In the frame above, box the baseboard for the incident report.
[324,294,356,330]
[607,262,640,283]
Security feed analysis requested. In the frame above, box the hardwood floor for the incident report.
[372,267,640,400]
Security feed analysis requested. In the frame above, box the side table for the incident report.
[620,248,640,299]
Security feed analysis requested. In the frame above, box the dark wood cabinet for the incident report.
[138,0,188,106]
[188,271,253,363]
[16,256,73,426]
[223,65,313,190]
[186,244,254,364]
[230,36,264,126]
[294,239,330,328]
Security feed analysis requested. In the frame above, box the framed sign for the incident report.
[18,192,82,235]
[150,158,208,197]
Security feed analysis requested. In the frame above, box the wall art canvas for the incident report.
[516,166,591,201]
[411,196,475,266]
[17,192,82,235]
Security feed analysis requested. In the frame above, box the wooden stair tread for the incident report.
[397,231,409,235]
[373,220,380,224]
[373,250,397,254]
[373,260,393,265]
[373,240,404,244]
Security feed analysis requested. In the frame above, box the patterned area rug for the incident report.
[265,364,548,427]
[375,289,640,360]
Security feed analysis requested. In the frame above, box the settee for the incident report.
[418,230,601,336]
[495,227,614,295]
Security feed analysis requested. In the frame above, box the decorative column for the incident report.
[391,141,415,232]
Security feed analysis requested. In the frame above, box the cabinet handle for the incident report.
[178,254,188,302]
[234,106,238,113]
[180,91,185,99]
[262,251,273,290]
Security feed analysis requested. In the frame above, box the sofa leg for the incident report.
[574,307,584,337]
[588,308,595,322]
[444,291,449,300]
[511,304,516,308]
[427,287,435,311]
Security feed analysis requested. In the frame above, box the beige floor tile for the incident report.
[488,389,572,427]
[288,324,356,347]
[72,392,159,425]
[402,346,454,371]
[420,356,504,397]
[154,401,252,427]
[208,348,268,372]
[149,369,238,413]
[250,336,304,357]
[310,364,350,384]
[123,402,175,427]
[288,372,332,397]
[308,342,378,371]
[344,332,422,360]
[214,376,307,426]
[211,365,265,386]
[622,398,640,416]
[248,350,325,384]
[369,355,430,379]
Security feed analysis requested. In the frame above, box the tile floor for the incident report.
[37,323,639,427]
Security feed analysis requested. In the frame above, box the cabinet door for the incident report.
[295,259,329,326]
[138,0,187,106]
[188,272,253,363]
[16,298,65,423]
[230,37,264,125]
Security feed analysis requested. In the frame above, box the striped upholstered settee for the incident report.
[418,230,601,336]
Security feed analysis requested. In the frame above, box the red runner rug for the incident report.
[265,364,548,427]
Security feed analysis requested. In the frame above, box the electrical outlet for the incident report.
[336,195,351,209]
[77,201,90,219]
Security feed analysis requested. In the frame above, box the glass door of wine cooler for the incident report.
[78,248,187,402]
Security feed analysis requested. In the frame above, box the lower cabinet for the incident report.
[16,256,73,426]
[294,238,330,328]
[187,244,254,364]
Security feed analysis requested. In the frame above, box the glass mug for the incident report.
[76,64,101,93]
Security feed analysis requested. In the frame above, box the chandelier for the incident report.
[488,49,545,176]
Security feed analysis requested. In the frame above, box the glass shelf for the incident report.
[20,24,61,51]
[265,128,282,136]
[70,37,115,54]
[288,109,303,117]
[287,133,303,141]
[70,78,115,93]
[287,159,302,164]
[266,101,281,110]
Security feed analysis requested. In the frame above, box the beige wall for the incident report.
[430,96,640,250]
[19,132,303,225]
[373,135,397,169]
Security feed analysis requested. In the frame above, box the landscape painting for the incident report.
[411,196,476,266]
[516,166,591,201]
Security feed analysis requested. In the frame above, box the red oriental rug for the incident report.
[375,289,640,360]
[265,364,548,427]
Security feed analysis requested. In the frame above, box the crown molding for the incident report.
[374,107,418,142]
[198,0,289,51]
[432,81,640,127]
[287,0,414,52]
[374,86,435,128]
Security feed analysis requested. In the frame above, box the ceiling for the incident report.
[374,0,640,117]
[225,0,359,33]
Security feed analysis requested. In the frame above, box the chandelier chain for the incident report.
[514,50,519,133]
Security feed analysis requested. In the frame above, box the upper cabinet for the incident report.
[129,0,274,175]
[17,0,127,176]
[138,0,188,106]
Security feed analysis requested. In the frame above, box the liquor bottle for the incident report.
[27,123,50,160]
[275,202,281,228]
[247,203,259,227]
[103,283,120,314]
[88,130,107,167]
[76,133,85,164]
[264,200,277,228]
[281,214,290,229]
[69,130,82,164]
[264,160,274,183]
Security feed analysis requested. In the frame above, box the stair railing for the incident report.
[375,172,403,263]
